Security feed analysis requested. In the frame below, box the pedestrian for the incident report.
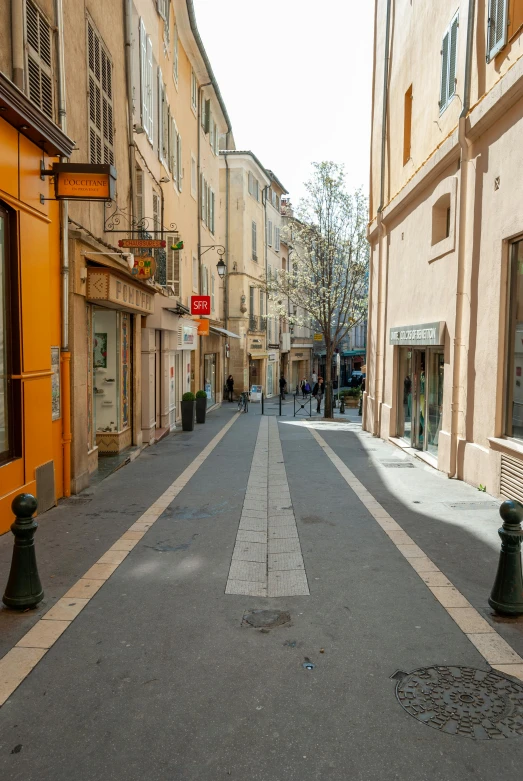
[300,378,307,398]
[279,374,287,400]
[226,374,234,402]
[312,376,324,414]
[311,370,317,385]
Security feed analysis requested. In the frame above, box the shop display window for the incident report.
[506,240,523,440]
[93,309,121,434]
[204,353,216,406]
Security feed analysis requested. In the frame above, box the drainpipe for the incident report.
[124,0,136,221]
[54,0,71,496]
[11,0,24,89]
[450,0,476,477]
[373,0,392,437]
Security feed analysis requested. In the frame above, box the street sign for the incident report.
[131,255,156,279]
[191,295,211,315]
[196,319,210,336]
[118,239,166,248]
[313,333,323,341]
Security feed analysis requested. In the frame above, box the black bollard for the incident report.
[2,494,44,609]
[340,397,345,414]
[488,499,523,616]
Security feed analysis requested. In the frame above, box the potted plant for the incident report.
[181,392,196,431]
[195,390,208,424]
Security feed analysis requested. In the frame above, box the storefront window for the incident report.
[93,309,121,434]
[506,240,523,440]
[204,353,216,406]
[427,352,444,456]
[398,349,412,443]
[267,362,274,396]
[0,209,9,460]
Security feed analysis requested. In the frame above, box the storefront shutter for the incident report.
[166,233,180,296]
[25,0,53,119]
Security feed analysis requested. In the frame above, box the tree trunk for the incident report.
[324,341,333,418]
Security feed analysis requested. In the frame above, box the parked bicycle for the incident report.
[237,391,249,413]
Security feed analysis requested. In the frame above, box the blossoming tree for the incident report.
[267,162,368,418]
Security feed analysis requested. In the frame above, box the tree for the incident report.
[267,162,368,418]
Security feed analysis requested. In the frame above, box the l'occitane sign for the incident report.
[52,163,116,201]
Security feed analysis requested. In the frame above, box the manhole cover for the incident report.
[380,462,415,469]
[396,666,523,740]
[242,610,291,629]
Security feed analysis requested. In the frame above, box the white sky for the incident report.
[192,0,374,205]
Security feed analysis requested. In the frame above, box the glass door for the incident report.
[412,350,426,450]
[427,351,444,456]
[397,348,413,443]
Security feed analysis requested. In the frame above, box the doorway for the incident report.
[398,347,444,455]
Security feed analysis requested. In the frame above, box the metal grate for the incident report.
[446,501,499,511]
[500,454,523,504]
[380,462,415,469]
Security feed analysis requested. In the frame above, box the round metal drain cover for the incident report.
[396,666,523,740]
[242,610,291,629]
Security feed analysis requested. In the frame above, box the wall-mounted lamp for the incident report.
[159,176,170,184]
[216,259,226,278]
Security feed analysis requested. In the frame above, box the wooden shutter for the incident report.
[25,0,53,119]
[448,14,458,100]
[211,274,215,312]
[439,31,449,111]
[146,37,154,140]
[177,134,182,191]
[173,23,178,82]
[210,190,215,234]
[136,168,144,225]
[88,19,114,165]
[166,233,180,296]
[203,99,210,133]
[140,19,148,132]
[252,221,257,258]
[158,68,163,162]
[202,265,208,295]
[487,0,508,62]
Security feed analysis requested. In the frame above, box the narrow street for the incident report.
[1,404,523,780]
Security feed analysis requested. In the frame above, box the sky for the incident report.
[192,0,375,206]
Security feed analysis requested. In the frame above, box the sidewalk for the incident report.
[0,406,522,780]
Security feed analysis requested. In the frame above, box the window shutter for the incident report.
[252,221,257,258]
[25,1,53,119]
[192,255,198,290]
[177,134,182,191]
[140,19,148,132]
[88,20,114,164]
[439,31,449,110]
[136,168,144,225]
[158,68,163,162]
[487,0,508,62]
[211,190,215,234]
[166,233,180,296]
[448,14,458,99]
[203,99,210,133]
[173,24,179,83]
[202,265,208,295]
[146,37,154,141]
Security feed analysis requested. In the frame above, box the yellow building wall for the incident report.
[0,119,63,534]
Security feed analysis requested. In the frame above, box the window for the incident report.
[259,289,264,317]
[248,172,259,201]
[267,220,273,247]
[158,69,169,167]
[431,193,451,246]
[200,173,206,222]
[191,69,197,111]
[192,254,198,291]
[249,286,255,317]
[439,12,458,113]
[201,98,210,134]
[252,221,257,260]
[210,189,215,234]
[209,113,215,152]
[506,239,523,439]
[275,194,280,211]
[139,19,154,142]
[87,18,114,164]
[487,0,509,61]
[176,132,182,191]
[202,265,208,295]
[25,0,53,119]
[166,233,180,296]
[403,85,413,165]
[191,155,197,198]
[274,227,280,251]
[172,23,179,84]
[0,204,20,465]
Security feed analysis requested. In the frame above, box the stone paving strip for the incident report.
[0,413,241,708]
[225,416,309,598]
[308,426,523,683]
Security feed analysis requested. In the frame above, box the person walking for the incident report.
[312,376,324,414]
[279,374,287,400]
[300,378,306,398]
[311,370,317,385]
[226,375,234,402]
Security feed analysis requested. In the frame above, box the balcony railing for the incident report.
[248,316,266,332]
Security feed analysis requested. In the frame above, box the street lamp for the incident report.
[216,258,226,278]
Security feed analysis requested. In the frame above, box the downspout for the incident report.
[124,0,136,221]
[54,0,71,496]
[373,0,392,436]
[11,0,24,90]
[450,0,476,477]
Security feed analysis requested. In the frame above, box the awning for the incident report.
[341,349,367,358]
[210,326,241,339]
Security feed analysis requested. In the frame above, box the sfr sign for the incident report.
[191,295,211,315]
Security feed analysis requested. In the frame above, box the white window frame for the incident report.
[252,221,257,260]
[274,227,280,252]
[487,0,509,62]
[191,69,197,113]
[439,11,459,114]
[191,154,197,199]
[172,23,179,85]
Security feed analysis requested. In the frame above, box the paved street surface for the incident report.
[1,403,523,779]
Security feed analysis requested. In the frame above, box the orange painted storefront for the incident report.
[0,75,74,535]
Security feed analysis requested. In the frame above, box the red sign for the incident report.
[191,295,211,315]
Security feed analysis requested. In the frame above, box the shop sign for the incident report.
[389,321,445,346]
[52,163,116,201]
[87,268,154,314]
[313,333,323,341]
[178,322,197,350]
[268,353,277,361]
[196,319,210,336]
[190,295,211,315]
[119,239,165,249]
[131,255,156,279]
[250,343,263,349]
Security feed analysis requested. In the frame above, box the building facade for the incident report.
[366,0,523,499]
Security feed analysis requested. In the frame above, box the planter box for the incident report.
[342,397,360,408]
[181,400,195,431]
[195,397,207,424]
